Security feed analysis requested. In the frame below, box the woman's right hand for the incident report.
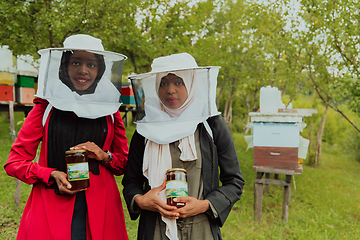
[50,170,84,195]
[135,180,179,219]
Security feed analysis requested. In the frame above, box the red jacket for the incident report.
[5,98,129,240]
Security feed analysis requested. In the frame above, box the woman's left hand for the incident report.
[173,196,210,218]
[70,141,109,162]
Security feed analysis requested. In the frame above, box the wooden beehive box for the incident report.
[253,122,299,171]
[250,109,317,174]
[15,87,35,104]
[0,84,14,101]
[121,85,136,107]
[0,72,15,85]
[15,75,35,88]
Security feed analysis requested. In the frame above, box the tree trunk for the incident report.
[216,84,225,109]
[226,91,234,124]
[129,51,138,73]
[315,104,329,166]
[225,84,236,125]
[308,123,313,165]
[223,92,229,120]
[245,95,251,134]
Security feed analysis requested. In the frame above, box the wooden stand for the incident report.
[254,166,302,222]
[249,109,316,223]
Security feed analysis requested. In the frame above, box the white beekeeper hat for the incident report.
[36,34,127,119]
[38,34,127,62]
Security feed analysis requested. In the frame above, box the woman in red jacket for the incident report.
[4,34,129,240]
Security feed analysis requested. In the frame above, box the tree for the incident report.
[194,0,269,128]
[118,0,216,74]
[195,0,312,131]
[0,0,142,73]
[301,0,360,132]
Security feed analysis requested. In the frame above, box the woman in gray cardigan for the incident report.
[122,53,245,240]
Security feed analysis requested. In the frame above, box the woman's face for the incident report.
[158,73,188,109]
[67,51,99,91]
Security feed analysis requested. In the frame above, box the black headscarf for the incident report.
[58,51,106,95]
[46,108,108,193]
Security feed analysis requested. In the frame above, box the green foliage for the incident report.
[300,0,360,127]
[0,112,29,239]
[0,0,143,76]
[123,0,216,73]
[287,93,360,158]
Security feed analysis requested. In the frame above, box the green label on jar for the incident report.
[67,162,89,181]
[166,180,188,198]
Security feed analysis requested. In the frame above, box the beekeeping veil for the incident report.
[36,34,127,119]
[128,52,220,144]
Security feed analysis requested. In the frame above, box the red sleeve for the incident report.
[102,110,129,176]
[4,98,55,185]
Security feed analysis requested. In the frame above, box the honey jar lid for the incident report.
[65,149,86,154]
[166,168,187,173]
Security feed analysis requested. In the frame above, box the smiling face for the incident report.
[67,51,99,91]
[158,73,188,109]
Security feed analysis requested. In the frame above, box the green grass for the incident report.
[1,112,360,239]
[0,112,26,239]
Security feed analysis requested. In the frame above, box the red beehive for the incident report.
[0,84,14,101]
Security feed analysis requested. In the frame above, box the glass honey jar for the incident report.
[166,168,188,208]
[65,149,90,191]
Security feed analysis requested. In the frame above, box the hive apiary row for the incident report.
[0,72,36,104]
[120,83,136,107]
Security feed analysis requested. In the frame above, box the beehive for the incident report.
[15,87,35,104]
[0,72,15,85]
[15,75,35,88]
[0,84,14,101]
[121,85,136,107]
[253,122,299,171]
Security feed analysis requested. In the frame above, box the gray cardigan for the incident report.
[122,115,245,240]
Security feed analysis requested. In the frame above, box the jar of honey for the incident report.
[65,150,90,191]
[166,168,188,208]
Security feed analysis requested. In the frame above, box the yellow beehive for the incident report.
[0,72,15,85]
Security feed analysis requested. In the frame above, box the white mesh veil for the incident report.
[127,53,220,144]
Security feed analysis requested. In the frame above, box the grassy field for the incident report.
[0,112,359,239]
